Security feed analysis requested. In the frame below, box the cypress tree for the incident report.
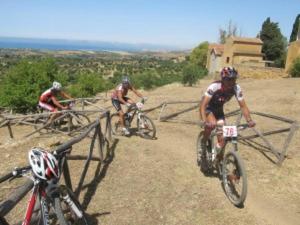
[289,14,300,43]
[259,17,286,67]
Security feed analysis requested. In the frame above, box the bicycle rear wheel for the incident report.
[137,115,156,139]
[110,113,123,136]
[222,148,247,207]
[54,186,89,225]
[34,116,50,134]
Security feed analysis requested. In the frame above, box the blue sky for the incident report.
[0,0,299,48]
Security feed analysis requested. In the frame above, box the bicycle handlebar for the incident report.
[0,165,31,183]
[198,122,249,130]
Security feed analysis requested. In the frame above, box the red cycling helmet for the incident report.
[220,67,238,80]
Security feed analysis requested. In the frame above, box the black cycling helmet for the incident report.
[220,67,238,80]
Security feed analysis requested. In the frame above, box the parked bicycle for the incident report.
[196,123,248,207]
[0,147,89,225]
[34,101,90,134]
[110,98,156,139]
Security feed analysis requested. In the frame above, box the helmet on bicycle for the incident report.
[29,147,59,180]
[220,67,238,81]
[122,76,131,85]
[52,81,62,91]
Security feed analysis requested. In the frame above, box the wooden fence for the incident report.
[0,110,113,223]
[144,100,299,166]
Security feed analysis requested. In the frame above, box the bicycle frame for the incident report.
[125,100,145,127]
[0,148,85,224]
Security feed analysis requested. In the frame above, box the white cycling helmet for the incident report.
[52,81,62,91]
[28,147,59,180]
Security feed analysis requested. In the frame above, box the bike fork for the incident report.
[61,186,83,218]
[22,185,39,225]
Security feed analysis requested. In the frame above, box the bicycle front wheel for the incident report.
[70,113,91,130]
[54,186,89,225]
[137,115,156,139]
[222,148,247,207]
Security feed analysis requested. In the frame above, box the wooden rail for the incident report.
[0,111,112,221]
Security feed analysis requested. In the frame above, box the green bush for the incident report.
[132,71,160,90]
[289,57,300,78]
[68,72,108,97]
[182,64,207,86]
[0,58,65,113]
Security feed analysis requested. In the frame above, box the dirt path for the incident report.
[83,120,299,225]
[1,78,300,224]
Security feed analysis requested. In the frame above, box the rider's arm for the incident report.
[235,84,254,125]
[50,96,67,110]
[199,95,211,122]
[238,99,253,123]
[117,91,128,104]
[131,86,143,98]
[59,91,72,100]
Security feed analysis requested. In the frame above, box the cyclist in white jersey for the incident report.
[199,67,255,165]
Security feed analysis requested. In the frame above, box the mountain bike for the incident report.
[110,98,156,139]
[196,123,248,207]
[0,147,89,225]
[34,101,90,134]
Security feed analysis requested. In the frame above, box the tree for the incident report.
[182,63,207,86]
[259,17,286,67]
[0,58,65,113]
[289,14,300,43]
[218,20,241,44]
[189,42,209,68]
[68,72,107,97]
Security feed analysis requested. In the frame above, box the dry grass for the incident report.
[0,77,300,225]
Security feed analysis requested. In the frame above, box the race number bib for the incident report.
[223,126,238,137]
[136,102,144,109]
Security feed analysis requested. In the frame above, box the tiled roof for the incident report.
[230,36,263,44]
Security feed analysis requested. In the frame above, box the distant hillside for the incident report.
[0,37,184,52]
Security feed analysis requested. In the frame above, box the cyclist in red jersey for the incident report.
[39,81,73,125]
[199,67,255,165]
[111,76,144,135]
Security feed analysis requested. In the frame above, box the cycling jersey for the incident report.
[39,88,59,112]
[204,81,243,119]
[39,88,58,103]
[111,84,132,100]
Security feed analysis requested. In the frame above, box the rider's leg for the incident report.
[215,109,226,149]
[119,110,130,135]
[215,119,225,154]
[118,110,125,128]
[46,109,60,126]
[38,102,58,127]
[203,112,217,141]
[112,99,125,127]
[112,99,130,135]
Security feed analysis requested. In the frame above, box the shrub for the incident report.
[68,72,108,97]
[182,64,207,86]
[0,58,65,113]
[289,57,300,78]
